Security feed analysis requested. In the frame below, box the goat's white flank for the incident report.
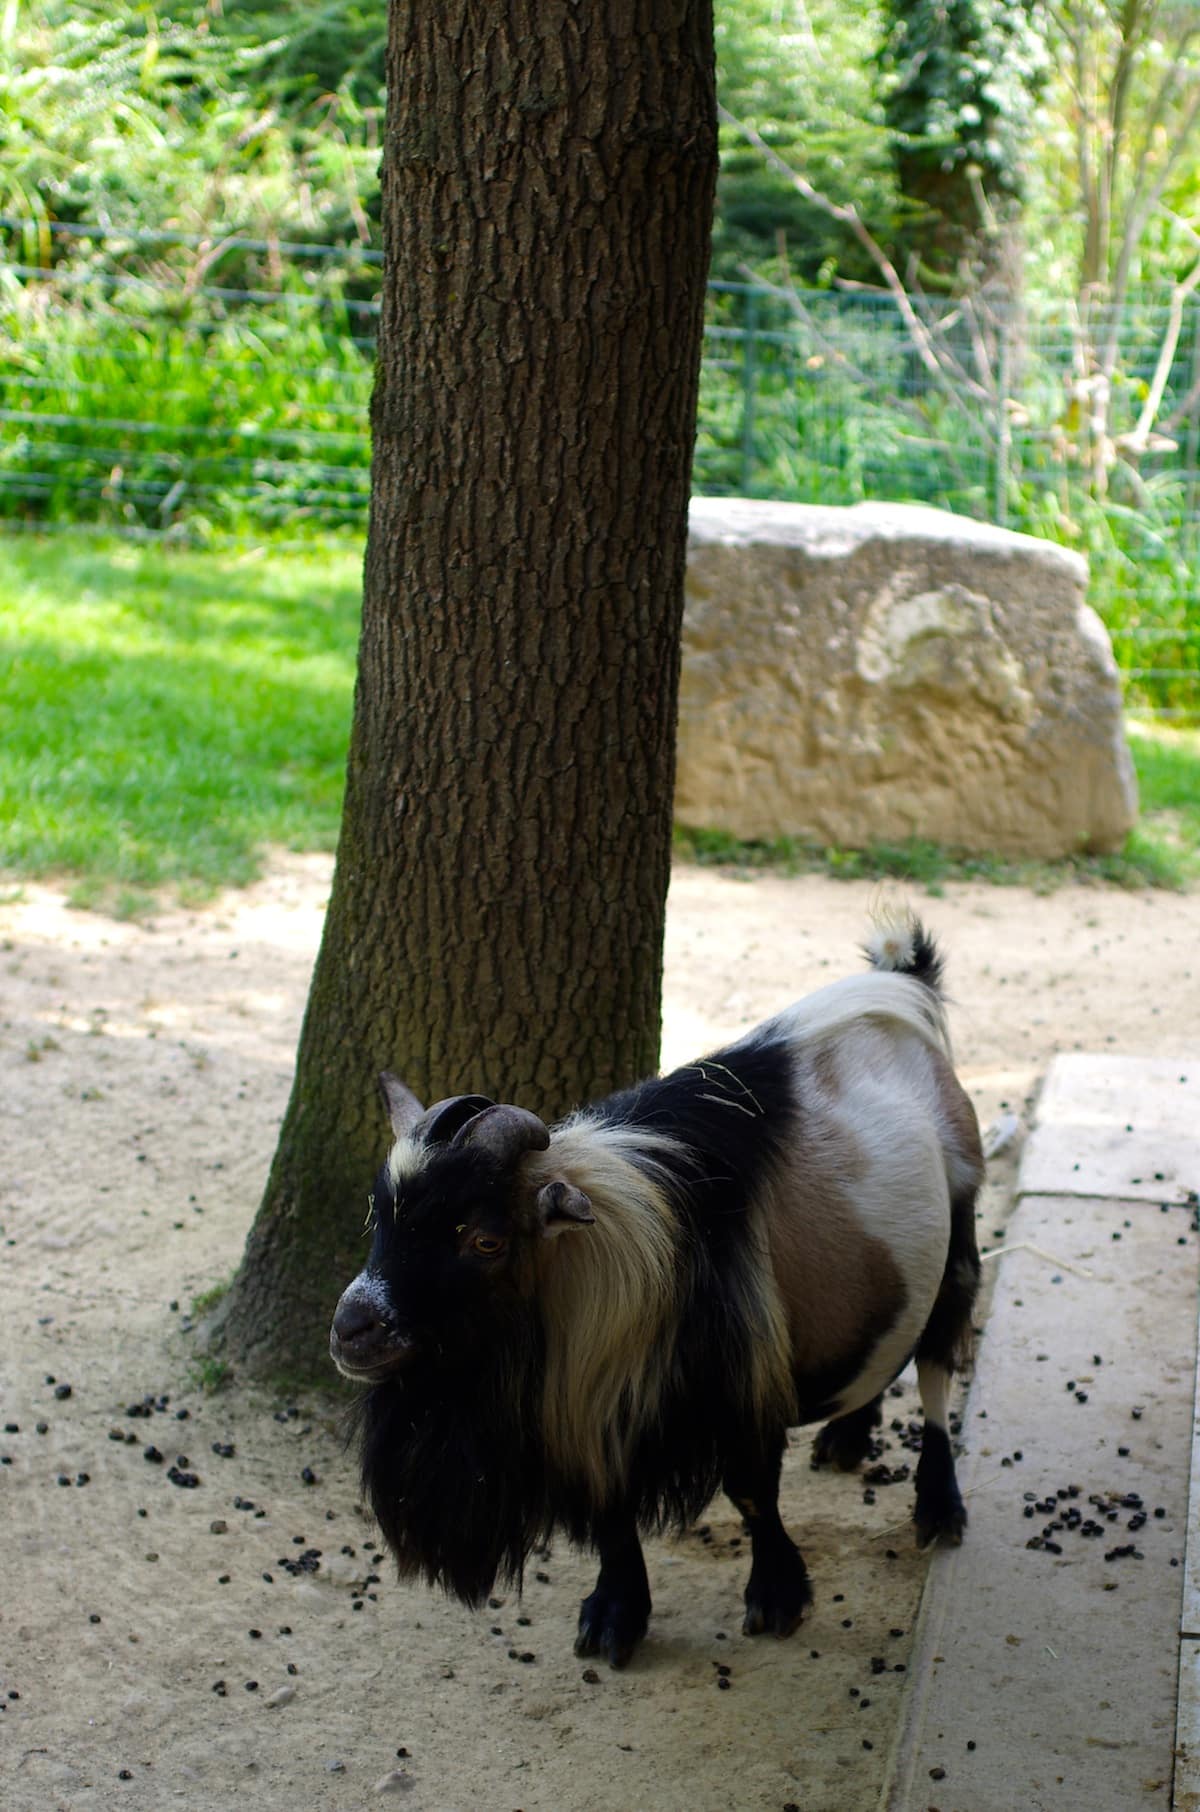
[785,1012,958,1414]
[765,968,952,1066]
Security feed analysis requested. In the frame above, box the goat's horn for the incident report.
[412,1094,496,1145]
[452,1102,550,1165]
[378,1072,425,1138]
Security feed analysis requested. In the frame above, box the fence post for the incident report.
[1185,302,1200,568]
[994,312,1011,529]
[741,288,758,495]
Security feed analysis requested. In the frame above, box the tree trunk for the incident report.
[213,0,718,1382]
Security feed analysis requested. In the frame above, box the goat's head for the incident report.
[329,1073,593,1383]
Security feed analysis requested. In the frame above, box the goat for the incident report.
[330,916,983,1667]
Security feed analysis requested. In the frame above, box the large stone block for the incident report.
[678,498,1138,857]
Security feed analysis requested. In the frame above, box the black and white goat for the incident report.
[330,917,982,1667]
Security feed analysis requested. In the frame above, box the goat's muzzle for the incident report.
[329,1285,414,1382]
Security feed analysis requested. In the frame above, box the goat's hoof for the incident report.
[811,1423,870,1474]
[812,1427,870,1471]
[575,1592,649,1670]
[811,1400,883,1473]
[742,1564,812,1637]
[914,1499,967,1550]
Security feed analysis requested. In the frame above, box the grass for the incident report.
[191,1278,233,1319]
[0,532,361,909]
[0,530,1196,907]
[188,1355,232,1394]
[1124,720,1200,880]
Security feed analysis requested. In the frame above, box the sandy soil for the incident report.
[2,859,1197,1812]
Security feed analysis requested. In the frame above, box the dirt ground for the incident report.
[2,858,1197,1812]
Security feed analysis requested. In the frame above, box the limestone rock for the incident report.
[678,499,1138,858]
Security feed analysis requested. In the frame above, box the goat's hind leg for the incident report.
[724,1430,812,1637]
[913,1192,980,1548]
[913,1360,966,1547]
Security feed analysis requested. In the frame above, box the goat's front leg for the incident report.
[724,1431,812,1637]
[576,1511,651,1669]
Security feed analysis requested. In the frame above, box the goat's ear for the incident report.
[379,1072,425,1139]
[536,1179,595,1240]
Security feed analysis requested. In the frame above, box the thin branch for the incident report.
[1164,207,1200,254]
[957,284,999,398]
[738,257,874,389]
[1066,8,1103,292]
[909,284,997,404]
[1153,213,1200,435]
[1119,250,1200,452]
[979,1240,1095,1280]
[717,103,993,406]
[1123,13,1200,196]
[1159,367,1200,438]
[738,257,993,447]
[1100,1,1147,297]
[791,0,820,57]
[1104,69,1200,371]
[182,232,245,300]
[1107,1,1150,176]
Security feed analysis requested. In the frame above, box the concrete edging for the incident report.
[881,1055,1200,1812]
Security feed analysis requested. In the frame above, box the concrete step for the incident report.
[1019,1055,1199,1208]
[882,1055,1200,1812]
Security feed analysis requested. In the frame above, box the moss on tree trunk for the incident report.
[214,0,718,1382]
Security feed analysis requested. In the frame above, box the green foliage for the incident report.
[714,0,899,284]
[220,0,387,111]
[0,277,375,536]
[0,1,378,246]
[189,1355,232,1393]
[192,1278,234,1318]
[1124,723,1200,880]
[1028,0,1200,296]
[878,0,1049,272]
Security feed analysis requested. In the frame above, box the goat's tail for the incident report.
[863,910,945,997]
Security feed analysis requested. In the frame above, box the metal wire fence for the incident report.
[1,218,1197,717]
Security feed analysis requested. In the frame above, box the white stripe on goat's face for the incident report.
[385,1136,425,1192]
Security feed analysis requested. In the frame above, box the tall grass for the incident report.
[0,270,374,537]
[1,250,1196,717]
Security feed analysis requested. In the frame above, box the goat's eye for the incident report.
[470,1233,506,1257]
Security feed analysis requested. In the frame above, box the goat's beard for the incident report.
[354,1308,551,1607]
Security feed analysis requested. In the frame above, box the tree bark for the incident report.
[214,0,718,1382]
